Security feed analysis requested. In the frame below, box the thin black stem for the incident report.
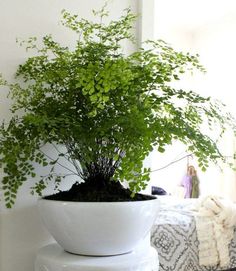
[65,142,85,179]
[39,150,79,176]
[40,172,79,178]
[150,154,192,173]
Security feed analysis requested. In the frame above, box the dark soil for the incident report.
[44,180,156,202]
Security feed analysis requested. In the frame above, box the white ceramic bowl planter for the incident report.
[38,198,159,256]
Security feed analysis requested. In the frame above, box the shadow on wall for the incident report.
[0,204,53,271]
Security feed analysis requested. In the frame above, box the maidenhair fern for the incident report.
[0,5,235,207]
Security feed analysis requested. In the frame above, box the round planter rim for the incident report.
[38,196,158,205]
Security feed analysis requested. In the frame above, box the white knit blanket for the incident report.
[193,196,236,267]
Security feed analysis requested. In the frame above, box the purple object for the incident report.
[181,175,192,198]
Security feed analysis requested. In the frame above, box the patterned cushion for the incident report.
[151,198,236,271]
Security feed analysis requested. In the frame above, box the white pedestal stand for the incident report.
[35,241,159,271]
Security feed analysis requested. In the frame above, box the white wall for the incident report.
[0,1,139,270]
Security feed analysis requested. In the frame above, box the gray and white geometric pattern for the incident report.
[151,199,236,271]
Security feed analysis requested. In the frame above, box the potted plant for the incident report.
[0,6,235,256]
